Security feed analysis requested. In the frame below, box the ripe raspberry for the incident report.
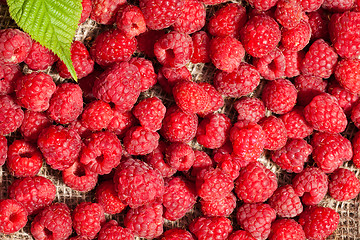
[116,5,146,38]
[301,39,338,79]
[228,230,256,240]
[311,131,352,173]
[31,203,72,240]
[214,63,260,98]
[261,79,297,115]
[191,31,210,63]
[98,220,134,240]
[275,0,302,29]
[15,72,56,112]
[189,216,232,240]
[123,126,160,155]
[72,202,105,239]
[129,57,157,92]
[294,75,327,106]
[163,176,197,221]
[200,192,236,217]
[160,105,198,143]
[79,0,92,24]
[81,100,113,131]
[292,167,328,205]
[191,150,214,177]
[95,181,126,215]
[279,107,313,139]
[271,138,312,173]
[300,0,324,11]
[208,3,247,38]
[90,29,137,67]
[0,95,24,135]
[90,0,126,24]
[234,97,265,123]
[259,116,287,150]
[253,48,285,80]
[328,80,359,116]
[281,48,304,78]
[209,36,245,73]
[24,41,57,71]
[108,110,137,137]
[136,29,166,58]
[298,206,339,240]
[157,65,192,94]
[281,20,311,52]
[303,93,347,133]
[165,142,195,171]
[329,168,360,201]
[132,97,165,132]
[308,9,329,41]
[246,0,278,11]
[161,228,195,240]
[20,111,51,142]
[335,58,360,95]
[0,63,21,95]
[240,14,281,58]
[62,160,98,192]
[0,28,32,64]
[236,203,276,240]
[269,219,306,240]
[173,0,206,34]
[268,185,303,218]
[9,176,56,215]
[197,82,224,116]
[323,0,355,11]
[114,158,164,208]
[0,199,28,234]
[0,135,6,166]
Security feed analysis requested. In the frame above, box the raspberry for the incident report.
[62,160,98,192]
[162,176,197,221]
[132,97,165,132]
[197,82,224,116]
[108,110,137,137]
[72,202,105,239]
[19,111,51,142]
[165,142,195,171]
[329,168,360,201]
[269,219,306,240]
[114,158,164,208]
[161,228,195,240]
[7,139,42,177]
[129,57,157,92]
[81,131,122,174]
[81,100,113,131]
[279,107,313,139]
[304,93,347,133]
[259,116,287,150]
[300,0,324,12]
[90,0,126,24]
[271,138,312,173]
[57,41,94,79]
[281,48,304,78]
[261,79,297,115]
[236,203,276,240]
[160,105,198,143]
[116,5,146,38]
[0,28,32,64]
[328,80,359,116]
[157,65,192,93]
[123,126,160,155]
[322,0,355,11]
[214,63,260,98]
[24,41,57,71]
[173,0,206,34]
[92,62,140,112]
[191,150,214,177]
[31,203,72,240]
[0,63,21,95]
[298,206,339,240]
[234,97,265,123]
[9,176,56,215]
[0,95,24,135]
[268,185,303,218]
[246,0,278,11]
[209,36,245,73]
[15,72,56,112]
[352,131,360,168]
[228,230,256,240]
[253,48,285,80]
[308,9,329,41]
[136,30,166,58]
[275,0,302,29]
[301,39,338,79]
[0,135,6,166]
[240,14,281,58]
[47,83,83,124]
[292,167,328,205]
[189,216,232,240]
[95,181,126,215]
[294,75,327,106]
[200,192,236,217]
[281,20,311,52]
[154,31,193,68]
[191,31,210,64]
[311,131,352,173]
[208,3,247,38]
[98,220,134,240]
[335,58,360,95]
[79,0,92,24]
[0,199,28,234]
[90,29,137,67]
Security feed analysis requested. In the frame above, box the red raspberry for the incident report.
[324,0,355,11]
[114,158,164,208]
[98,220,134,240]
[173,0,206,34]
[200,192,236,217]
[90,0,126,25]
[163,176,197,220]
[95,181,126,215]
[161,228,195,240]
[294,75,327,106]
[136,30,166,58]
[352,131,360,168]
[81,100,113,131]
[62,160,98,192]
[261,79,297,115]
[275,0,302,29]
[108,110,137,137]
[281,20,311,52]
[72,202,105,239]
[281,48,305,78]
[90,29,137,67]
[9,176,56,215]
[308,9,329,41]
[0,28,32,64]
[292,167,328,205]
[31,203,72,240]
[269,219,306,240]
[253,48,285,80]
[259,116,287,150]
[209,36,245,73]
[132,97,165,132]
[116,5,146,38]
[214,63,260,97]
[228,230,256,240]
[160,105,198,143]
[81,131,122,174]
[300,0,324,11]
[192,150,214,177]
[271,138,312,173]
[329,168,360,201]
[279,106,313,139]
[335,58,360,95]
[0,199,28,234]
[301,39,338,79]
[165,142,195,171]
[240,14,281,58]
[129,57,157,92]
[304,93,347,133]
[0,95,24,135]
[15,72,56,112]
[123,126,160,155]
[24,41,58,70]
[298,206,339,240]
[208,3,247,38]
[328,80,359,116]
[189,216,232,240]
[191,31,210,63]
[268,185,303,218]
[47,83,83,124]
[234,97,265,123]
[246,0,278,11]
[7,139,42,177]
[197,82,224,116]
[0,135,6,166]
[79,0,92,24]
[236,203,276,240]
[157,65,192,94]
[0,63,21,95]
[92,62,140,112]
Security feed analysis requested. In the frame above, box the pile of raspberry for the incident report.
[1,0,360,239]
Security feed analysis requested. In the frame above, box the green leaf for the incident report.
[7,0,82,81]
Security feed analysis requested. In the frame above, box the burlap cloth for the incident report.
[0,2,359,240]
